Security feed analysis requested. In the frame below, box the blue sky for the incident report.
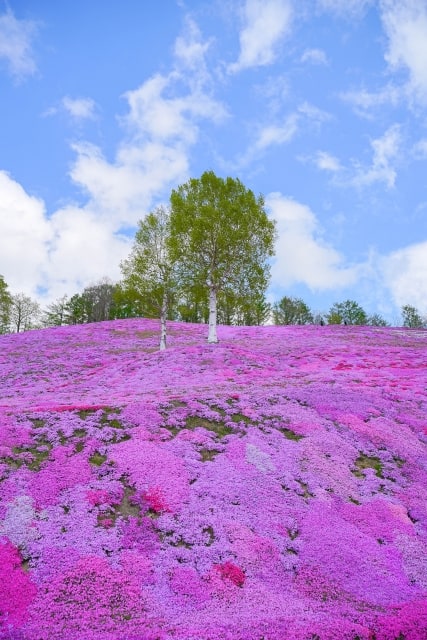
[1,0,427,322]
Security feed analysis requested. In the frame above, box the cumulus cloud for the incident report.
[314,151,342,171]
[0,8,38,80]
[380,241,427,313]
[62,96,97,120]
[300,48,328,65]
[380,0,427,104]
[228,0,292,73]
[352,124,401,188]
[267,193,360,290]
[0,17,228,302]
[0,170,132,301]
[0,171,52,294]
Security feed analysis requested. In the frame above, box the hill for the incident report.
[0,320,426,640]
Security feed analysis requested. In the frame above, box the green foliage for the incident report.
[0,275,12,334]
[169,171,276,338]
[273,296,313,325]
[41,295,69,327]
[401,304,425,329]
[326,300,367,326]
[367,313,389,327]
[120,206,177,317]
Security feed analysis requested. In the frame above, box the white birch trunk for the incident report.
[159,292,167,351]
[208,285,218,343]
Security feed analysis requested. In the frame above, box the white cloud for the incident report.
[0,8,38,80]
[228,0,292,73]
[381,0,427,104]
[267,193,360,290]
[317,0,373,18]
[352,124,401,188]
[0,171,52,295]
[174,16,211,75]
[301,48,328,65]
[315,151,342,171]
[412,139,427,159]
[62,96,96,120]
[0,171,133,302]
[380,241,427,313]
[297,101,331,124]
[253,114,299,151]
[340,84,401,116]
[0,17,229,303]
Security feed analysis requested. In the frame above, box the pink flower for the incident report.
[214,561,245,587]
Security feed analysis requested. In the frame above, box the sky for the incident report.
[1,0,427,323]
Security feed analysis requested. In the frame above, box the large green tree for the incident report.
[0,275,12,334]
[327,300,367,326]
[121,205,177,350]
[273,296,313,325]
[169,171,276,342]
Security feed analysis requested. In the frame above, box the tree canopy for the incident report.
[327,300,368,326]
[0,275,12,334]
[273,296,313,325]
[120,206,177,350]
[401,304,425,329]
[169,171,276,342]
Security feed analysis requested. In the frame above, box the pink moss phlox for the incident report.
[0,538,37,630]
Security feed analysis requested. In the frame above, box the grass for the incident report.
[353,453,384,478]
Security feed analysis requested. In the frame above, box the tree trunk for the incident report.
[208,285,218,343]
[159,292,167,351]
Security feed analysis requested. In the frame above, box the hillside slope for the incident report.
[0,320,426,639]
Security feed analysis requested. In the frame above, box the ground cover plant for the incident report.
[0,319,426,639]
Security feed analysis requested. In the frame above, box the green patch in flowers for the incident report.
[348,496,361,505]
[89,451,107,466]
[286,547,298,555]
[296,479,314,499]
[116,482,140,520]
[287,527,299,540]
[169,537,194,548]
[199,448,221,462]
[202,525,215,546]
[28,417,46,429]
[74,441,85,453]
[185,415,234,439]
[21,558,31,572]
[393,455,405,468]
[230,412,255,425]
[12,441,52,471]
[281,427,304,441]
[353,453,384,478]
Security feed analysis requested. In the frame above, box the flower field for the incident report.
[0,319,426,640]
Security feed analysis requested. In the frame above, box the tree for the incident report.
[10,293,40,332]
[81,279,117,323]
[121,205,177,350]
[367,313,389,327]
[401,304,425,329]
[169,171,276,343]
[41,295,69,327]
[273,296,313,325]
[326,300,367,326]
[0,275,12,334]
[65,293,88,325]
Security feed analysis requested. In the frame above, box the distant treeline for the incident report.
[1,275,425,334]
